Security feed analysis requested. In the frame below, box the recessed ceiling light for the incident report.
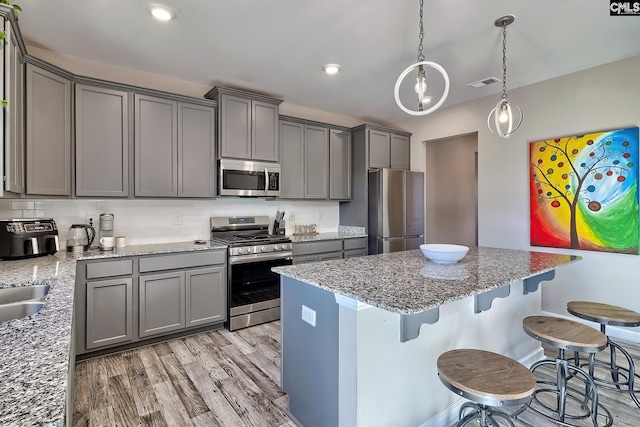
[149,5,176,22]
[323,64,341,76]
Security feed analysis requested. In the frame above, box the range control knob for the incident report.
[238,247,247,255]
[261,246,268,252]
[274,245,281,251]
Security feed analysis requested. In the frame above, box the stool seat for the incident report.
[437,349,536,405]
[523,315,607,352]
[567,301,640,327]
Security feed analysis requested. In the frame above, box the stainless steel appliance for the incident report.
[368,169,424,254]
[66,223,95,252]
[219,159,281,197]
[99,213,114,239]
[0,218,60,259]
[211,216,292,331]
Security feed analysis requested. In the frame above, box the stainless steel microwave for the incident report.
[219,159,281,197]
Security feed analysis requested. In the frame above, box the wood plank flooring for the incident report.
[73,322,640,427]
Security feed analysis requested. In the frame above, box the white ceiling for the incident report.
[16,0,640,124]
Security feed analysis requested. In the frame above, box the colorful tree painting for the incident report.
[529,127,639,253]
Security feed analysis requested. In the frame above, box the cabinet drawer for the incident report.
[293,240,343,256]
[86,259,133,279]
[139,250,226,273]
[343,237,367,251]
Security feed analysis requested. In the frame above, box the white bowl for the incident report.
[419,244,469,263]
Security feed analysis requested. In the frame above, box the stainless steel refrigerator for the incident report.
[368,169,424,254]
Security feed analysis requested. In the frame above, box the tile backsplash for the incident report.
[0,199,340,246]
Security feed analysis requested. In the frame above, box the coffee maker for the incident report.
[0,218,60,259]
[99,213,114,243]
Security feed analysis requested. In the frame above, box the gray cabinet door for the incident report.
[186,266,227,327]
[279,120,305,198]
[219,93,251,159]
[75,84,129,197]
[318,251,343,261]
[4,30,24,194]
[304,125,329,199]
[139,271,186,338]
[134,94,178,197]
[293,254,320,265]
[344,249,368,258]
[329,129,351,200]
[368,129,390,169]
[86,277,133,350]
[390,133,410,170]
[178,102,216,197]
[25,64,71,195]
[252,101,279,161]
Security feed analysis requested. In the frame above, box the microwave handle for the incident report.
[264,167,269,196]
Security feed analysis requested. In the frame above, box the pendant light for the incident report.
[394,0,450,116]
[487,15,523,138]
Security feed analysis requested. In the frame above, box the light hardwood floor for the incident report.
[73,322,640,427]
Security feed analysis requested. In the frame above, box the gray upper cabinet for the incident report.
[75,84,129,197]
[178,102,216,197]
[280,120,305,198]
[4,26,24,194]
[25,63,72,195]
[206,87,282,162]
[329,130,351,200]
[391,133,410,170]
[368,129,391,169]
[134,94,178,197]
[252,100,279,161]
[304,125,329,199]
[135,95,216,198]
[218,93,251,159]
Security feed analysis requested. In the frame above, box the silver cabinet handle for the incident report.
[264,167,269,196]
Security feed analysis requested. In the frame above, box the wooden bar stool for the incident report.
[567,301,640,408]
[519,316,613,427]
[437,349,535,426]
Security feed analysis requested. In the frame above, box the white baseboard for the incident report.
[417,347,544,427]
[540,310,640,343]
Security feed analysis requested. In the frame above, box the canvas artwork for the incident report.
[529,126,639,253]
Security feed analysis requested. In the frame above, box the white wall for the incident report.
[0,199,339,246]
[399,55,640,333]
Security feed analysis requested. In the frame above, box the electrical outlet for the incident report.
[173,214,182,225]
[302,305,316,327]
[289,211,295,222]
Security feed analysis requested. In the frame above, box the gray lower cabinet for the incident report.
[343,237,368,258]
[25,63,72,195]
[86,277,134,350]
[75,84,129,197]
[329,130,351,200]
[186,266,226,327]
[139,271,186,338]
[293,238,368,264]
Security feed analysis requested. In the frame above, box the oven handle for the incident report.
[229,251,293,265]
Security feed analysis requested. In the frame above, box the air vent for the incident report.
[467,77,501,88]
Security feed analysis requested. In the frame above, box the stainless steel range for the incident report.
[211,216,292,331]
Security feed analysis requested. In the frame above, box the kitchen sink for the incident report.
[0,302,45,322]
[0,284,50,305]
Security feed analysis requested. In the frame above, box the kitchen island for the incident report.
[273,246,580,427]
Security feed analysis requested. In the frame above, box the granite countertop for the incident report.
[0,241,227,427]
[273,246,581,315]
[290,230,368,243]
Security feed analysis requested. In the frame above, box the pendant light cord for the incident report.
[417,0,425,62]
[501,23,508,100]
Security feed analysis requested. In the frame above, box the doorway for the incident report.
[424,132,478,246]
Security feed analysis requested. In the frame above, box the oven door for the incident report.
[228,254,292,330]
[219,159,280,197]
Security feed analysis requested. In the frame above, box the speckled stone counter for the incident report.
[289,230,367,243]
[0,241,227,427]
[273,246,580,314]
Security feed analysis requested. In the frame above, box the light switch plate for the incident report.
[302,305,316,327]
